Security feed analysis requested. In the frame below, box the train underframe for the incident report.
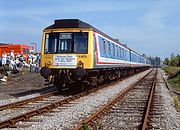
[45,66,149,92]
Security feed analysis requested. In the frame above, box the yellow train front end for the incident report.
[41,29,94,69]
[40,20,95,90]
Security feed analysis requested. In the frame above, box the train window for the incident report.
[119,47,121,59]
[124,50,127,60]
[103,40,106,54]
[112,44,115,56]
[108,42,111,55]
[45,33,57,53]
[116,45,119,58]
[59,33,72,53]
[122,48,124,60]
[73,33,88,54]
[44,32,88,54]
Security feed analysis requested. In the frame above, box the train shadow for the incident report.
[9,85,56,98]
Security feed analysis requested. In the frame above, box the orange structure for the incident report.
[0,44,33,62]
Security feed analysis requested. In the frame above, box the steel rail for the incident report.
[141,68,157,130]
[74,69,154,130]
[0,91,58,111]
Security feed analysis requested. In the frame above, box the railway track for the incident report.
[0,91,59,111]
[0,69,151,129]
[74,69,157,130]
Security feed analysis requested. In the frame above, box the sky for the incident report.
[0,0,180,59]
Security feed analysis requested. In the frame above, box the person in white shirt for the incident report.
[10,50,15,60]
[2,52,7,66]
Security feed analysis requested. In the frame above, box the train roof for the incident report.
[45,19,147,59]
[45,19,93,29]
[45,19,130,47]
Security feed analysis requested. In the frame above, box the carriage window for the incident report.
[116,46,119,57]
[113,44,115,56]
[119,47,121,59]
[108,42,111,55]
[103,40,106,54]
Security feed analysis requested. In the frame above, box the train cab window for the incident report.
[59,33,72,53]
[73,32,88,54]
[45,33,57,53]
[44,32,88,54]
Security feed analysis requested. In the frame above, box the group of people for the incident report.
[2,50,15,67]
[1,50,40,73]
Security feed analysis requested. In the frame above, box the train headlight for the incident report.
[77,61,84,68]
[47,60,52,65]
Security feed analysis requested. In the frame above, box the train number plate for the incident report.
[53,55,77,66]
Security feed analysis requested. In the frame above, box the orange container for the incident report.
[0,44,33,62]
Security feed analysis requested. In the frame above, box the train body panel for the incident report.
[93,32,150,68]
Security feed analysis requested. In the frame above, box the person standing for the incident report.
[2,52,7,66]
[10,50,15,60]
[2,52,7,75]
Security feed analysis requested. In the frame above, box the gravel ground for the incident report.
[0,68,54,104]
[7,69,151,130]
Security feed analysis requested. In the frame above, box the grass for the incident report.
[173,95,180,112]
[168,74,180,92]
[163,66,180,75]
[163,66,180,112]
[163,66,180,92]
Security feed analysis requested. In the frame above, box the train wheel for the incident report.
[97,75,104,85]
[53,75,63,92]
[81,81,88,92]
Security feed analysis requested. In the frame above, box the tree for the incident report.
[164,57,170,65]
[163,53,180,67]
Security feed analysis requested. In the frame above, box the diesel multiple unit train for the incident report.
[40,19,151,91]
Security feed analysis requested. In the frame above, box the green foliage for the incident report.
[163,53,180,67]
[163,66,180,75]
[163,66,180,92]
[173,95,180,112]
[82,123,90,130]
[169,74,180,92]
[164,57,170,65]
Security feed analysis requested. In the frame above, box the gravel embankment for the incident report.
[156,69,180,130]
[8,69,151,130]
